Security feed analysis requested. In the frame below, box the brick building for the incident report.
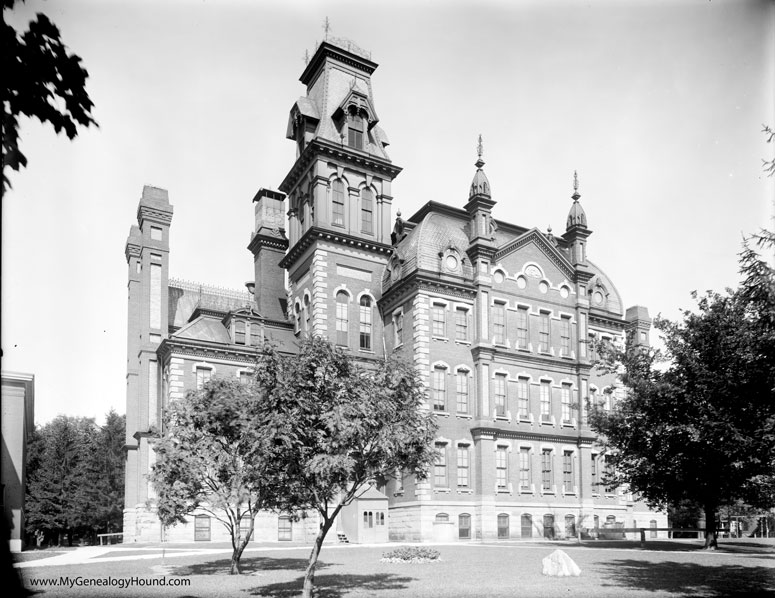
[123,37,666,543]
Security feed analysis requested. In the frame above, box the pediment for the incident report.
[173,316,231,344]
[332,86,379,127]
[495,228,575,281]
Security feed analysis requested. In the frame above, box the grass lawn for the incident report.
[17,540,775,598]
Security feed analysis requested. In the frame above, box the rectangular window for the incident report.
[456,371,469,414]
[394,312,403,346]
[540,381,551,422]
[239,515,254,541]
[591,455,598,491]
[457,446,469,488]
[239,371,251,386]
[434,443,447,487]
[494,374,507,416]
[196,367,211,390]
[560,316,571,356]
[563,451,574,493]
[348,122,363,150]
[519,447,531,490]
[496,447,508,489]
[493,302,506,345]
[521,514,533,538]
[517,378,529,419]
[432,367,446,411]
[250,323,260,346]
[235,320,246,345]
[194,515,211,541]
[539,312,550,352]
[589,333,597,361]
[516,307,529,349]
[432,304,446,337]
[278,516,292,541]
[150,226,162,241]
[455,307,469,342]
[561,384,572,423]
[541,450,553,492]
[361,189,373,234]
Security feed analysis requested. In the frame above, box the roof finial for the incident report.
[323,17,331,40]
[475,134,485,169]
[572,170,581,201]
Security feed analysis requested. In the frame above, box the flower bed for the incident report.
[381,546,441,563]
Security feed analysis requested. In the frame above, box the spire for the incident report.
[469,134,491,199]
[566,170,587,230]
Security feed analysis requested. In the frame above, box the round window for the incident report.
[560,286,569,299]
[594,291,605,305]
[539,281,549,294]
[446,255,458,270]
[493,270,504,284]
[516,276,527,289]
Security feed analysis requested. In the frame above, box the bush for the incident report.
[381,546,440,563]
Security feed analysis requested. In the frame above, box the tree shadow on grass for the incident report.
[581,540,775,554]
[174,557,335,576]
[598,559,775,596]
[248,573,415,598]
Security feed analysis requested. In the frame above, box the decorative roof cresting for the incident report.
[469,134,491,199]
[566,170,588,230]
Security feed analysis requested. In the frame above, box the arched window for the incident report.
[336,291,349,346]
[303,294,311,332]
[359,296,372,351]
[361,188,373,234]
[294,303,301,334]
[565,514,576,537]
[432,366,447,411]
[459,513,471,539]
[497,513,510,539]
[435,513,449,523]
[521,514,533,538]
[332,179,345,226]
[543,514,555,539]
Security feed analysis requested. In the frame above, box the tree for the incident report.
[253,337,439,598]
[25,415,97,545]
[150,377,294,574]
[589,232,775,549]
[86,410,125,538]
[2,0,97,194]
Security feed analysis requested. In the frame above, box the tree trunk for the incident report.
[229,530,251,575]
[703,504,718,550]
[302,515,336,598]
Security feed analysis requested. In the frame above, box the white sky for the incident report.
[2,0,773,426]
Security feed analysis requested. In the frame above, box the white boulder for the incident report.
[541,549,582,577]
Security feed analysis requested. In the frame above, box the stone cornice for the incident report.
[157,337,262,365]
[589,312,626,331]
[470,426,597,445]
[280,226,392,269]
[300,41,378,86]
[470,344,594,372]
[407,200,468,224]
[125,242,141,262]
[380,270,477,313]
[248,231,290,254]
[279,138,402,194]
[137,205,173,227]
